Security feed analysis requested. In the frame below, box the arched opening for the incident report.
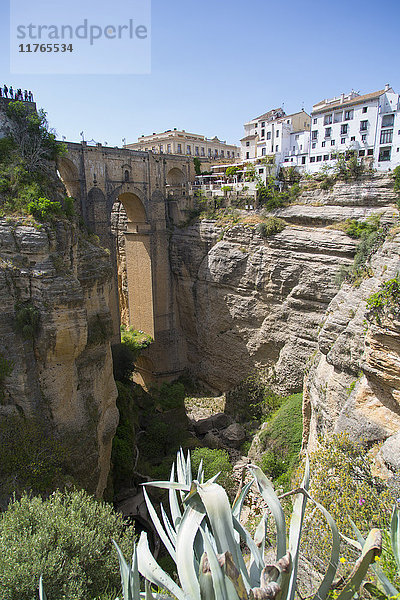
[166,167,185,186]
[87,187,106,233]
[124,170,130,182]
[57,156,81,200]
[112,191,154,339]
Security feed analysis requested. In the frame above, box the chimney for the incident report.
[385,83,390,91]
[340,93,345,104]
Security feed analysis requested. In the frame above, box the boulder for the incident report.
[193,412,230,435]
[220,423,246,448]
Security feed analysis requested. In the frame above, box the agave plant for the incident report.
[113,449,382,600]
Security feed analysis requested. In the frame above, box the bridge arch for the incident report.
[110,188,154,339]
[166,167,185,186]
[57,156,81,200]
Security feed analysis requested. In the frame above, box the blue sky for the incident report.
[1,0,399,147]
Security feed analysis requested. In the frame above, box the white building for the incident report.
[240,108,311,173]
[308,85,400,173]
[126,129,240,160]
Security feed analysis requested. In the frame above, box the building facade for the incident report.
[308,85,400,173]
[126,129,240,160]
[240,108,311,172]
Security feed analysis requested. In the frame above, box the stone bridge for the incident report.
[58,142,196,385]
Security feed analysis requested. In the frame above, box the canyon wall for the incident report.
[0,218,119,496]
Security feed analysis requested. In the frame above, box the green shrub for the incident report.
[191,447,235,496]
[334,153,365,181]
[0,415,72,500]
[256,217,286,238]
[27,196,63,222]
[151,381,186,411]
[0,353,13,384]
[366,276,400,325]
[112,382,138,489]
[300,433,398,586]
[87,314,113,346]
[0,489,135,600]
[225,371,282,422]
[258,393,303,488]
[63,196,75,217]
[120,326,153,359]
[14,301,40,340]
[338,216,386,284]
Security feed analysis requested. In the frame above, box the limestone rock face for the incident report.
[0,218,118,496]
[171,219,357,393]
[304,232,400,453]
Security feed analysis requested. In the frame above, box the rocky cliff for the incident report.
[0,218,119,497]
[170,175,398,397]
[303,230,400,467]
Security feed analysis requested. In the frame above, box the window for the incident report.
[262,147,266,156]
[255,123,258,127]
[312,142,316,149]
[275,145,279,151]
[316,155,322,162]
[167,144,171,153]
[302,156,306,164]
[266,131,271,140]
[201,147,205,156]
[340,124,348,135]
[261,122,265,127]
[214,149,218,156]
[331,139,335,146]
[367,149,373,156]
[261,129,265,137]
[177,144,182,153]
[208,148,212,157]
[124,170,129,181]
[221,151,224,158]
[312,130,318,140]
[159,145,163,153]
[313,118,317,124]
[359,150,365,156]
[334,112,342,123]
[293,146,295,151]
[382,114,394,128]
[246,141,250,147]
[341,138,346,144]
[360,120,368,132]
[380,129,393,144]
[351,136,355,141]
[325,127,332,138]
[322,141,326,147]
[310,156,316,162]
[344,109,354,120]
[324,114,333,125]
[362,107,368,113]
[227,151,230,157]
[246,152,250,159]
[378,146,391,162]
[323,154,329,161]
[362,134,367,142]
[187,145,191,154]
[276,130,280,138]
[295,134,299,140]
[195,146,199,156]
[259,168,264,174]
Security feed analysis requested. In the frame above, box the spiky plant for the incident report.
[112,450,382,600]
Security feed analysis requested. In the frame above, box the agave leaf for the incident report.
[248,465,286,561]
[200,529,238,600]
[113,540,140,600]
[287,455,310,600]
[232,516,264,570]
[199,553,216,600]
[391,504,400,573]
[197,459,204,484]
[161,503,177,547]
[248,514,268,588]
[276,552,292,600]
[169,463,183,528]
[312,498,340,600]
[196,481,251,591]
[143,481,190,491]
[175,497,206,600]
[336,529,382,600]
[143,488,176,561]
[363,582,389,600]
[232,480,253,522]
[39,576,47,600]
[137,532,186,600]
[186,450,192,485]
[349,519,399,598]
